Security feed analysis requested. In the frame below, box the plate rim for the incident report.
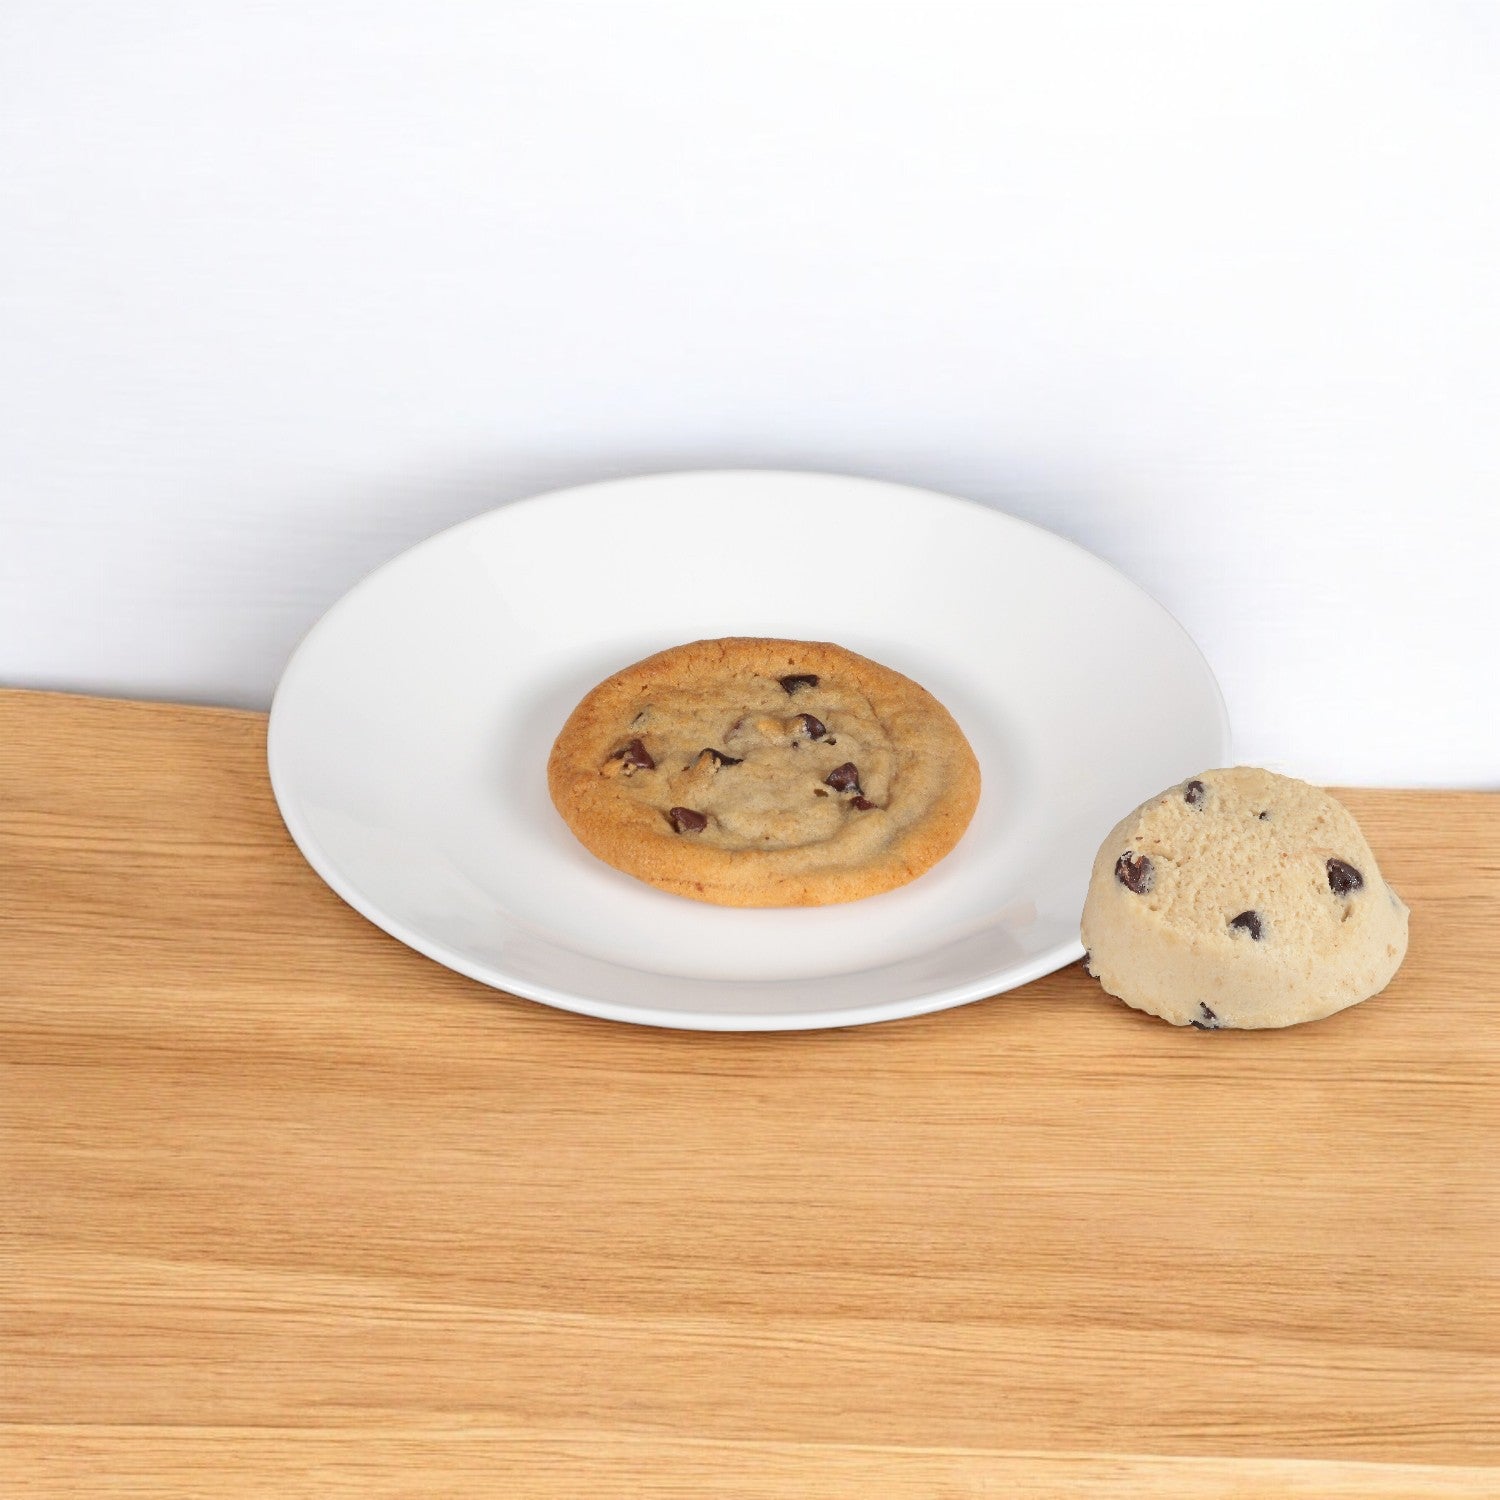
[267,468,1232,1030]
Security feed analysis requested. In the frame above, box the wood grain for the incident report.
[3,689,1497,1496]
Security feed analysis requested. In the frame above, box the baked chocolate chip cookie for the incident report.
[548,638,981,906]
[1081,766,1409,1028]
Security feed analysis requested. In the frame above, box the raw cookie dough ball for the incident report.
[1080,767,1409,1029]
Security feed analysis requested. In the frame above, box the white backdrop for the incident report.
[2,2,1496,786]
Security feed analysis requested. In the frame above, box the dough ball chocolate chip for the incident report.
[699,748,743,767]
[825,762,861,793]
[1184,779,1206,807]
[793,713,827,740]
[1114,852,1153,894]
[779,673,819,694]
[850,795,874,810]
[667,807,708,834]
[611,738,655,771]
[1189,1003,1221,1030]
[1080,767,1409,1029]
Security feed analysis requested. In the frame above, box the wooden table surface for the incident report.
[3,689,1497,1498]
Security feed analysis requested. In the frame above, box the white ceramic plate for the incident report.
[268,471,1229,1029]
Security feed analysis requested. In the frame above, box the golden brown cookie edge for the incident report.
[547,637,981,907]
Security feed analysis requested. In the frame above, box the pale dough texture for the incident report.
[548,638,981,906]
[1081,766,1409,1029]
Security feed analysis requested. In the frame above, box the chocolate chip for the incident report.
[611,738,655,771]
[699,748,742,767]
[825,762,861,793]
[1189,1002,1221,1030]
[1327,858,1364,896]
[813,787,829,797]
[779,673,819,694]
[1081,950,1092,973]
[1258,810,1270,821]
[850,795,874,810]
[1114,852,1153,894]
[1229,910,1263,940]
[793,713,827,740]
[1184,779,1206,807]
[667,807,707,834]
